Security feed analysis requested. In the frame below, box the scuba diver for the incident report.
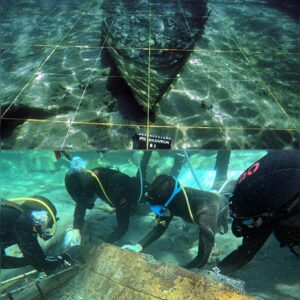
[214,150,300,275]
[122,174,229,269]
[63,151,152,244]
[0,196,79,274]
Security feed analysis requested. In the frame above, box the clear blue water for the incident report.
[1,150,299,300]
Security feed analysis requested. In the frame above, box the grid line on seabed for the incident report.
[2,117,299,132]
[1,43,299,55]
[174,0,224,139]
[83,11,292,22]
[146,0,152,149]
[2,74,298,84]
[2,9,296,20]
[0,0,96,120]
[60,12,115,149]
[227,30,295,124]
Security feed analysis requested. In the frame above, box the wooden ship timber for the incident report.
[1,217,255,300]
[102,0,209,113]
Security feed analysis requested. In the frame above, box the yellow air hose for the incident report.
[83,169,114,207]
[180,185,195,224]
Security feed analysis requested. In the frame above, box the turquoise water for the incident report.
[0,0,299,149]
[1,150,300,299]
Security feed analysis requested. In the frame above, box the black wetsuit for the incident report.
[0,201,65,273]
[217,150,300,275]
[72,168,140,242]
[69,153,151,243]
[139,188,228,269]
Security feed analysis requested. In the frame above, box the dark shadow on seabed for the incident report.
[269,0,300,20]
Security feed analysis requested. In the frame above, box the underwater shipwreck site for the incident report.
[0,150,300,299]
[0,0,299,150]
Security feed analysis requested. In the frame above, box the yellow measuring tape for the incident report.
[9,197,57,236]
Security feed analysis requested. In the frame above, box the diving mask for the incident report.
[147,177,181,217]
[241,217,263,227]
[147,203,170,217]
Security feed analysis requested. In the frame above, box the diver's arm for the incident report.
[15,219,65,273]
[105,199,131,243]
[217,225,272,275]
[73,203,87,230]
[139,216,173,249]
[184,224,215,269]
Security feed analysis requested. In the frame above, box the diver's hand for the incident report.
[212,266,221,274]
[63,228,81,250]
[121,244,143,252]
[62,245,81,262]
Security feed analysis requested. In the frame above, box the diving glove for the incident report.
[62,228,81,250]
[62,245,81,262]
[121,244,143,252]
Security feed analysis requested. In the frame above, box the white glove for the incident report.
[62,228,81,251]
[121,244,143,252]
[212,266,221,274]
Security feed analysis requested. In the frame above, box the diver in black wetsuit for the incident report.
[215,150,300,275]
[64,152,152,244]
[0,196,79,274]
[122,175,229,269]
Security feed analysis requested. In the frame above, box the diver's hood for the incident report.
[147,175,176,205]
[13,196,58,240]
[230,192,300,222]
[230,157,300,219]
[65,169,97,207]
[20,195,58,227]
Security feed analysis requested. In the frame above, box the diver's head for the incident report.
[65,170,97,209]
[20,196,58,240]
[146,175,177,205]
[229,190,300,229]
[228,196,262,228]
[146,175,182,217]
